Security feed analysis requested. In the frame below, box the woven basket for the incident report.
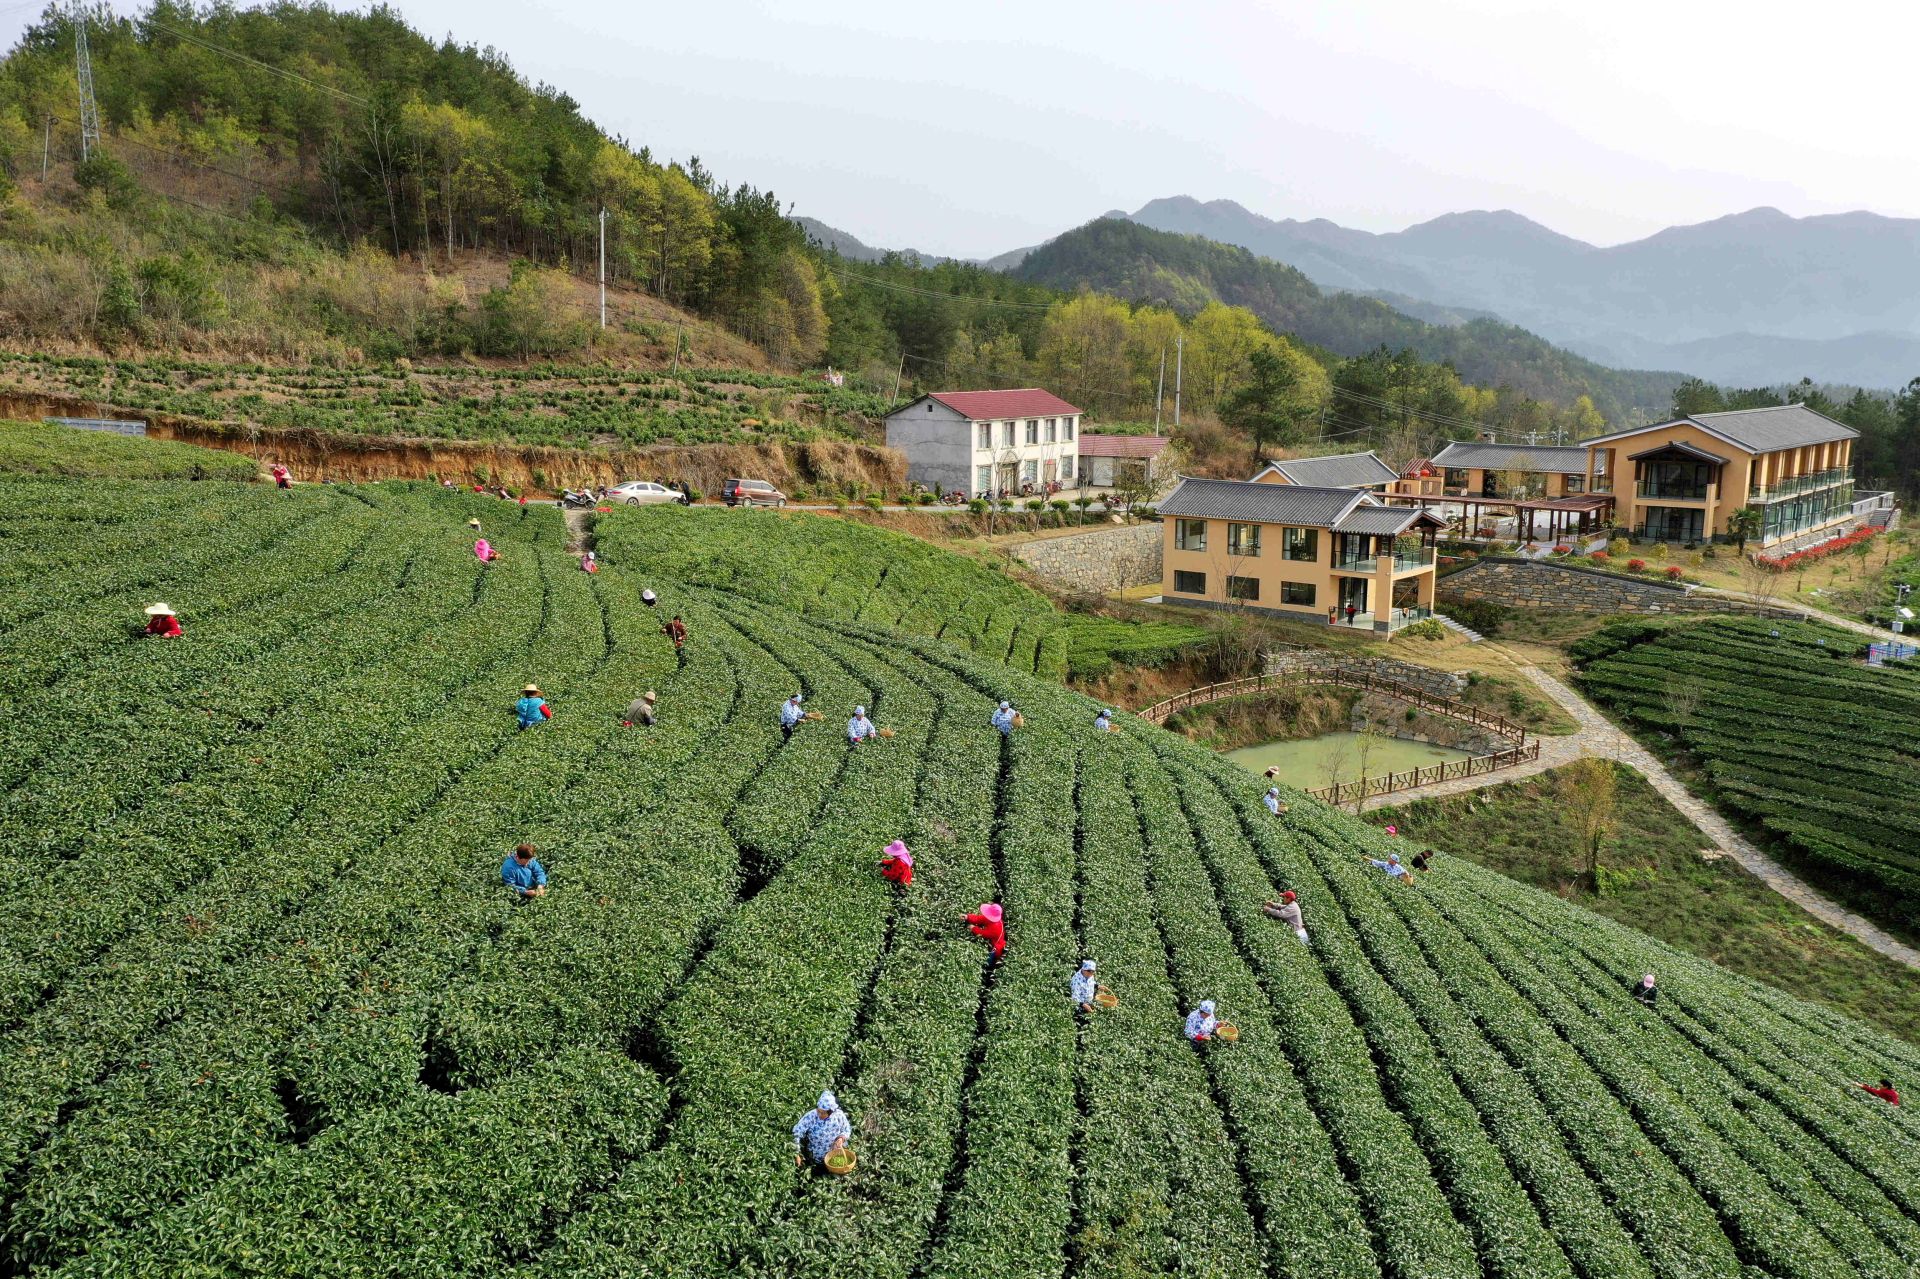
[1215,1023,1240,1042]
[804,711,823,722]
[824,1148,856,1176]
[1093,987,1119,1009]
[877,726,896,738]
[1012,713,1026,729]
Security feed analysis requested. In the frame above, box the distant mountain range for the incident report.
[1116,197,1920,388]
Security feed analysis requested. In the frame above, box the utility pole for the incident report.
[597,207,606,331]
[890,352,905,404]
[1173,333,1183,428]
[72,0,100,163]
[41,114,50,180]
[1153,345,1165,430]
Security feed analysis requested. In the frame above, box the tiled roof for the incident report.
[921,389,1081,420]
[1429,441,1592,473]
[1079,433,1170,458]
[1156,478,1369,527]
[1332,506,1442,535]
[1261,450,1398,488]
[1582,402,1857,454]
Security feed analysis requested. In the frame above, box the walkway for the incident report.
[1361,659,1920,971]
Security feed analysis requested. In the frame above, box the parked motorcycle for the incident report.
[561,489,599,509]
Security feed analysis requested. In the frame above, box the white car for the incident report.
[608,481,689,507]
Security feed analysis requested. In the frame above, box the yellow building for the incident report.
[1395,442,1597,500]
[1251,450,1399,492]
[1157,478,1445,634]
[1580,404,1858,546]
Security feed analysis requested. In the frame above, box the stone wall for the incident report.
[1351,691,1505,755]
[1441,557,1695,614]
[1262,649,1468,700]
[1012,522,1162,594]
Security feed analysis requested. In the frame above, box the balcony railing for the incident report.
[1748,468,1850,503]
[1333,547,1377,571]
[1636,482,1710,500]
[1391,547,1436,572]
[1588,478,1614,494]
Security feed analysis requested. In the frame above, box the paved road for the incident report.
[1362,659,1920,971]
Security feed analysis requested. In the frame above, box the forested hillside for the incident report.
[1014,218,1683,425]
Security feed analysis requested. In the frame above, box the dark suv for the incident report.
[722,478,787,508]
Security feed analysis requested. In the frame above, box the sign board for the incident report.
[45,417,147,436]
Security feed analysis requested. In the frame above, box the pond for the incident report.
[1226,732,1474,793]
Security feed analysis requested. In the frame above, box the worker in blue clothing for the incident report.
[847,705,877,746]
[515,684,550,730]
[991,701,1017,736]
[780,694,806,741]
[1263,787,1289,817]
[502,843,548,901]
[1094,708,1115,733]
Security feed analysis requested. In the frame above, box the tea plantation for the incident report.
[2,464,1918,1278]
[1574,617,1920,933]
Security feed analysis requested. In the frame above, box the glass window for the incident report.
[1227,575,1260,601]
[1061,456,1075,480]
[1045,419,1056,442]
[1064,418,1075,441]
[1026,419,1040,445]
[1563,474,1584,494]
[1282,527,1317,561]
[1021,459,1038,483]
[1173,569,1206,594]
[1002,422,1015,448]
[1281,581,1317,606]
[1227,523,1262,557]
[1175,519,1207,552]
[977,423,991,450]
[976,465,992,493]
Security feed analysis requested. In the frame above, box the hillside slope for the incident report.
[2,451,1917,1276]
[1014,218,1683,424]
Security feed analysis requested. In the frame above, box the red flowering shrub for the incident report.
[1756,525,1878,572]
[1552,543,1573,554]
[1589,551,1610,563]
[1665,565,1685,580]
[1627,558,1647,572]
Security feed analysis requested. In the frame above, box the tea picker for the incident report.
[879,840,914,889]
[1262,891,1309,944]
[792,1090,852,1171]
[1263,787,1289,817]
[661,615,688,667]
[966,902,1006,964]
[847,706,877,746]
[780,694,806,740]
[1631,973,1658,1007]
[1094,709,1115,733]
[991,701,1018,736]
[623,690,657,727]
[140,603,183,639]
[501,843,548,901]
[1363,852,1414,885]
[1071,960,1099,1012]
[1184,1000,1219,1043]
[515,684,551,730]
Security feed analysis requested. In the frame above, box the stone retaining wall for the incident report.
[1011,522,1162,594]
[1262,649,1467,699]
[1351,691,1505,755]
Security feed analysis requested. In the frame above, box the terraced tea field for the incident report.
[2,467,1917,1278]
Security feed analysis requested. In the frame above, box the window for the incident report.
[976,465,992,494]
[1026,419,1040,445]
[1021,459,1038,484]
[1175,519,1208,551]
[1563,474,1584,494]
[1281,581,1317,607]
[1064,418,1075,441]
[1226,575,1260,601]
[1173,569,1206,594]
[1282,527,1317,561]
[977,423,992,450]
[1045,419,1056,442]
[1061,456,1075,481]
[1002,422,1016,448]
[1227,523,1262,557]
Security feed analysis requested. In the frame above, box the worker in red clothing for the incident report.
[879,840,913,889]
[662,614,688,668]
[141,603,182,638]
[966,901,1006,965]
[270,462,292,489]
[1855,1078,1901,1106]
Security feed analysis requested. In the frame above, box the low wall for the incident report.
[1441,557,1694,614]
[1351,691,1505,755]
[1012,523,1162,594]
[1263,649,1467,700]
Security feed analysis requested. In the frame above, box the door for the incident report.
[1338,577,1368,619]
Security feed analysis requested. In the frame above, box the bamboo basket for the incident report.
[804,711,823,722]
[824,1148,856,1176]
[1215,1023,1240,1043]
[1093,986,1119,1010]
[876,726,896,738]
[1012,713,1026,729]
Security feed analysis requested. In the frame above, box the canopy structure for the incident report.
[1387,491,1615,541]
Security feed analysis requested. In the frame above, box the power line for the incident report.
[820,262,1056,312]
[136,15,370,106]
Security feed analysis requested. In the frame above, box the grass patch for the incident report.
[1162,688,1355,751]
[0,419,258,481]
[1455,669,1579,735]
[1374,764,1920,1044]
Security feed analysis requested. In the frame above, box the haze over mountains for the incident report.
[1113,197,1920,388]
[804,199,1920,388]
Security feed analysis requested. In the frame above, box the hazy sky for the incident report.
[10,0,1918,258]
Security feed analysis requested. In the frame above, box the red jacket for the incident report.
[1860,1083,1901,1106]
[145,614,182,638]
[880,858,912,887]
[966,912,1005,956]
[663,620,687,648]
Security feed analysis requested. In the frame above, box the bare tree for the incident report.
[1663,674,1705,733]
[1556,755,1619,892]
[1737,553,1784,611]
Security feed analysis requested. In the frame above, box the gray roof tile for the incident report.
[1332,506,1435,535]
[1583,402,1857,454]
[1157,478,1367,526]
[1429,441,1591,473]
[1264,450,1399,488]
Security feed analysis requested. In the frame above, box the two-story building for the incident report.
[1397,441,1597,499]
[1249,450,1399,492]
[1157,477,1445,634]
[1580,403,1859,547]
[883,389,1082,499]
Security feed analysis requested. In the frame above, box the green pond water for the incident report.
[1226,732,1473,793]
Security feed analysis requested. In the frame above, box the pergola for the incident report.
[1388,492,1615,541]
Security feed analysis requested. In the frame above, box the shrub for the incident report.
[916,492,935,506]
[1026,499,1045,513]
[1606,537,1630,558]
[1627,559,1647,573]
[1589,551,1610,564]
[863,497,884,512]
[1651,542,1669,560]
[1551,544,1573,555]
[1444,596,1510,636]
[1399,618,1448,641]
[1665,566,1686,581]
[968,498,989,515]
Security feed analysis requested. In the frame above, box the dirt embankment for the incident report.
[0,390,904,496]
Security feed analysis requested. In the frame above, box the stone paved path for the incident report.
[1362,660,1920,971]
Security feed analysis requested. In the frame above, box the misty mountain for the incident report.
[1119,197,1920,387]
[1011,217,1682,423]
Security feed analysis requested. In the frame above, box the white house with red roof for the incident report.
[1079,433,1171,488]
[884,389,1082,499]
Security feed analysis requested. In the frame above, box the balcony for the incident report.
[1635,482,1710,501]
[1391,547,1436,573]
[1333,546,1377,571]
[1748,467,1850,503]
